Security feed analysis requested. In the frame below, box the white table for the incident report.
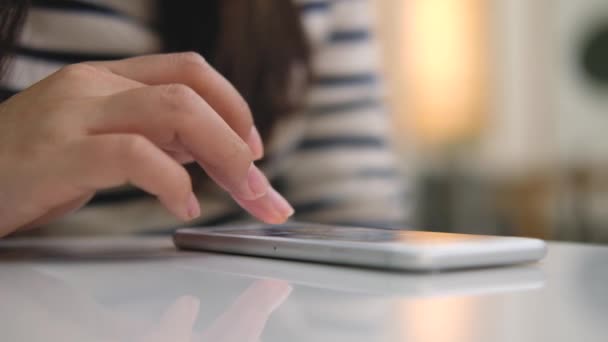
[0,237,606,342]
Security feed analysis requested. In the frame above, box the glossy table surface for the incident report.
[0,237,606,342]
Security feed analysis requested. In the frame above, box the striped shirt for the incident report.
[0,0,411,235]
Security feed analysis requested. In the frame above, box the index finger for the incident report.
[88,53,263,158]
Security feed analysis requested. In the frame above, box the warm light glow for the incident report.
[403,0,489,147]
[397,296,478,342]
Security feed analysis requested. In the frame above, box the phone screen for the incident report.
[211,223,489,245]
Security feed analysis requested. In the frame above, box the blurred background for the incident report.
[373,0,608,243]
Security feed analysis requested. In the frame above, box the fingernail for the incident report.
[247,126,264,160]
[245,164,270,199]
[269,188,295,219]
[186,192,200,220]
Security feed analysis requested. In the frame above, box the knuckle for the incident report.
[234,98,254,131]
[218,137,252,167]
[174,169,193,196]
[203,136,252,174]
[174,51,208,69]
[114,135,150,163]
[172,52,212,78]
[158,84,200,118]
[57,63,99,80]
[163,83,198,102]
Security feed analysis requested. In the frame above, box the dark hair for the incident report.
[0,0,28,74]
[1,0,311,139]
[160,0,311,139]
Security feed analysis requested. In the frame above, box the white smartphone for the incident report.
[173,222,547,271]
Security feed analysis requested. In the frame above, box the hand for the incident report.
[0,53,294,236]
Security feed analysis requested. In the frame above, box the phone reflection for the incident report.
[0,236,545,342]
[179,256,545,341]
[0,267,291,342]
